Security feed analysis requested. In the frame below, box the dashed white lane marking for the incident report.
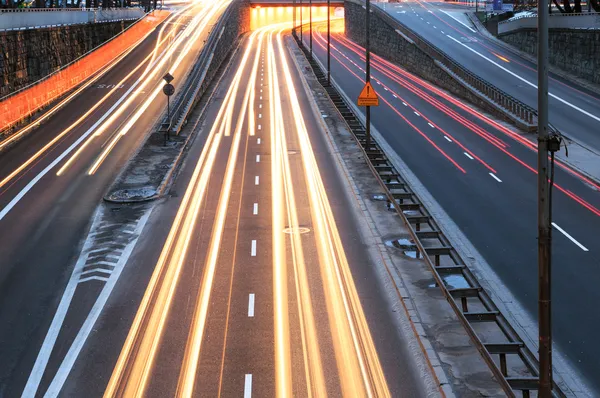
[256,154,260,163]
[489,173,502,183]
[446,35,600,124]
[248,294,255,317]
[402,102,407,106]
[253,203,258,215]
[393,94,398,98]
[255,176,260,185]
[464,152,474,160]
[433,26,437,29]
[441,30,445,34]
[251,240,257,256]
[258,124,262,130]
[444,136,452,142]
[414,111,420,117]
[244,374,252,398]
[428,122,435,128]
[426,21,430,24]
[258,114,262,119]
[552,222,589,251]
[259,104,262,109]
[257,138,261,144]
[440,9,476,32]
[260,96,263,100]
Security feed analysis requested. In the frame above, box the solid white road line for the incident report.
[253,203,258,215]
[244,374,252,398]
[489,173,502,182]
[428,123,435,128]
[444,136,452,142]
[446,35,600,124]
[256,154,260,163]
[464,152,474,160]
[251,240,257,256]
[440,10,476,32]
[552,222,589,251]
[248,294,255,317]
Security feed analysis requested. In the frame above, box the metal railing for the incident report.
[296,31,567,398]
[499,11,600,33]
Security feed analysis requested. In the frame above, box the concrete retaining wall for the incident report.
[0,19,135,97]
[0,8,144,31]
[499,28,600,85]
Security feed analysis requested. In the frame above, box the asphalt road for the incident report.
[0,3,226,396]
[306,20,600,393]
[58,26,428,397]
[377,1,600,153]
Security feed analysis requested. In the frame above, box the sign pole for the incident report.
[365,0,371,150]
[327,0,331,85]
[538,0,553,393]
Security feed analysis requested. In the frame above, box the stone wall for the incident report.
[344,0,503,118]
[499,28,600,85]
[0,20,135,98]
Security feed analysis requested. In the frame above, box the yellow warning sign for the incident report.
[357,81,380,107]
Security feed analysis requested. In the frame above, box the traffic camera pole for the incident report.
[365,0,371,150]
[327,0,331,85]
[538,0,553,394]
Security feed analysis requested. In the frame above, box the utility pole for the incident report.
[327,0,331,84]
[365,0,371,150]
[538,0,553,393]
[310,0,313,57]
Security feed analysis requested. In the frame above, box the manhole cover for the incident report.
[283,227,311,234]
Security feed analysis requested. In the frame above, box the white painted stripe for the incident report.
[256,154,260,163]
[464,152,474,160]
[440,9,476,32]
[260,96,263,100]
[446,35,600,124]
[259,104,262,109]
[253,203,258,215]
[244,374,252,398]
[414,112,420,117]
[552,222,589,251]
[258,114,262,119]
[428,123,435,128]
[257,138,261,144]
[489,173,502,182]
[251,240,257,256]
[248,294,255,317]
[441,30,445,34]
[402,102,407,106]
[258,125,262,130]
[255,176,259,185]
[393,94,398,98]
[444,136,452,142]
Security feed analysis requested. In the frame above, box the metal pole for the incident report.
[365,0,371,150]
[537,0,552,393]
[293,0,296,37]
[327,0,331,84]
[300,0,303,45]
[310,0,313,57]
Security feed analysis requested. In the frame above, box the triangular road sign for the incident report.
[358,81,379,106]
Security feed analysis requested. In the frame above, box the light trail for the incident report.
[103,27,259,398]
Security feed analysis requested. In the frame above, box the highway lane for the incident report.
[307,21,600,392]
[60,24,428,397]
[0,2,228,396]
[376,1,600,153]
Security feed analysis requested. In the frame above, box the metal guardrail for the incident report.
[295,32,567,398]
[360,0,538,128]
[160,3,231,135]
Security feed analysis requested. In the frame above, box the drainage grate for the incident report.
[294,34,566,398]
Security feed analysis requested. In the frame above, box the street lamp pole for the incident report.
[310,0,313,57]
[300,0,303,45]
[365,0,371,150]
[537,0,553,394]
[327,0,331,85]
[293,0,296,37]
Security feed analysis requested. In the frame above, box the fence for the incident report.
[0,7,144,30]
[499,11,600,33]
[0,10,168,133]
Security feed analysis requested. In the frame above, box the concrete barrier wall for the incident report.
[0,8,144,31]
[499,12,600,34]
[499,28,600,84]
